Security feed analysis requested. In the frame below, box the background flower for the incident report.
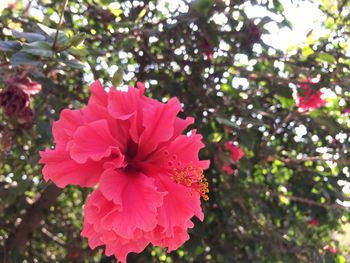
[295,78,327,111]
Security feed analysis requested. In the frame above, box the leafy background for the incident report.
[1,0,350,262]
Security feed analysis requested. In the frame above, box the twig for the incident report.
[52,0,69,50]
[266,190,346,210]
[265,155,350,165]
[283,156,350,165]
[272,110,296,136]
[41,227,66,246]
[21,0,33,16]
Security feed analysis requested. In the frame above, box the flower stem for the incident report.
[52,0,69,51]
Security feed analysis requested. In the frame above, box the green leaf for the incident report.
[192,0,213,16]
[111,67,124,86]
[273,0,284,12]
[0,41,21,52]
[37,23,69,48]
[302,46,314,57]
[316,52,336,64]
[67,46,88,57]
[258,17,274,27]
[11,52,41,66]
[276,86,293,98]
[311,116,339,135]
[137,7,147,20]
[238,131,257,149]
[37,23,57,36]
[278,96,295,110]
[69,33,86,47]
[208,132,223,143]
[22,41,54,57]
[55,32,70,49]
[60,58,85,69]
[216,117,240,129]
[95,0,114,5]
[12,30,46,42]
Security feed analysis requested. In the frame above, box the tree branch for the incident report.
[4,184,62,263]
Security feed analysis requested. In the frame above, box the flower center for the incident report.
[172,162,209,201]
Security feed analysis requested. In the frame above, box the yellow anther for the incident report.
[172,163,209,201]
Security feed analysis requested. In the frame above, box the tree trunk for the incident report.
[4,184,62,263]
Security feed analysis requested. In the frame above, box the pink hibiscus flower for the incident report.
[295,78,326,111]
[224,142,245,162]
[39,80,209,262]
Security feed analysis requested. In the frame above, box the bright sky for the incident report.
[1,0,324,52]
[158,0,324,51]
[245,0,323,51]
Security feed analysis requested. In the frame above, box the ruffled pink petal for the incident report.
[23,80,42,95]
[81,222,104,249]
[69,119,121,163]
[149,223,192,252]
[137,98,183,159]
[52,109,85,150]
[83,103,129,153]
[99,169,165,238]
[88,80,108,107]
[39,149,103,187]
[173,117,194,138]
[107,86,147,144]
[146,130,210,171]
[81,189,151,263]
[107,87,141,120]
[104,229,150,263]
[84,190,121,225]
[153,174,203,238]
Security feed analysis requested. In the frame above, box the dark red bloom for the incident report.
[0,75,41,125]
[17,107,34,125]
[6,76,42,96]
[247,21,261,44]
[0,85,29,116]
[68,250,80,259]
[200,38,214,60]
[307,218,318,228]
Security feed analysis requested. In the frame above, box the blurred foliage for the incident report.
[1,0,350,262]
